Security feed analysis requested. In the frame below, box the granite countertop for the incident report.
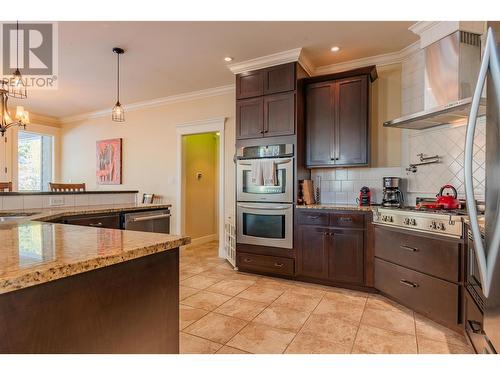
[296,204,376,212]
[0,203,189,295]
[464,215,486,235]
[0,190,139,196]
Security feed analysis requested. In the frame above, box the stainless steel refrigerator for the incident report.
[465,23,500,353]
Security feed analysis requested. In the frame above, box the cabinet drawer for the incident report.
[296,210,329,226]
[61,213,121,229]
[464,290,486,353]
[331,213,364,228]
[237,252,294,276]
[375,258,459,326]
[374,226,460,282]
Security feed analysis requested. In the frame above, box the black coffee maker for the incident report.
[381,177,404,207]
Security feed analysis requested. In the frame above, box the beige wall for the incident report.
[369,63,402,167]
[60,92,235,235]
[182,133,218,240]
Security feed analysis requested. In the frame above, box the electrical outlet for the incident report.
[49,197,65,206]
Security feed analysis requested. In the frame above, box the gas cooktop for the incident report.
[373,206,465,238]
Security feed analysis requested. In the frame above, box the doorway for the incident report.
[176,117,226,258]
[181,132,219,245]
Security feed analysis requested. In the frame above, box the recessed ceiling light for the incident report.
[224,57,233,62]
[330,46,341,52]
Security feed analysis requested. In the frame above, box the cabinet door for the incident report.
[328,229,364,284]
[305,82,335,167]
[236,97,264,139]
[297,225,329,279]
[236,70,264,99]
[263,63,295,95]
[334,76,368,166]
[263,92,295,137]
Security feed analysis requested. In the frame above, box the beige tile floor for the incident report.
[179,241,474,354]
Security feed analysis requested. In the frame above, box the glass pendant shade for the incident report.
[112,101,125,122]
[8,68,27,99]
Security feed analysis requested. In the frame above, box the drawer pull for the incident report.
[307,215,321,220]
[400,279,419,288]
[89,222,103,227]
[467,320,483,334]
[338,217,353,223]
[274,262,284,268]
[400,245,418,252]
[243,258,252,263]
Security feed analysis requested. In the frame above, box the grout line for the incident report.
[349,297,368,354]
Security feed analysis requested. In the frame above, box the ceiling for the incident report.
[10,21,418,119]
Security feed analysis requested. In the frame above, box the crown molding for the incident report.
[298,51,315,76]
[409,21,460,48]
[228,48,302,74]
[30,113,62,127]
[60,84,235,124]
[313,41,420,76]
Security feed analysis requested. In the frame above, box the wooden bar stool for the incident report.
[0,182,12,192]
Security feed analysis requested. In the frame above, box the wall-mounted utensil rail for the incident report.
[465,27,500,298]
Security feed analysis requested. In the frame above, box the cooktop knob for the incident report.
[439,223,446,231]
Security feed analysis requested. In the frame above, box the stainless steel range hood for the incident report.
[384,30,486,130]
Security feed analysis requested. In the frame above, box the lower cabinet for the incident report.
[296,210,366,286]
[57,213,121,229]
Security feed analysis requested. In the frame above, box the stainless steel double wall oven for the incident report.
[236,144,294,249]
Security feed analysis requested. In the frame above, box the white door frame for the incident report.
[176,117,226,258]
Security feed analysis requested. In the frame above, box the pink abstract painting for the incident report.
[96,138,122,185]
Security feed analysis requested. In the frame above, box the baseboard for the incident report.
[184,233,218,248]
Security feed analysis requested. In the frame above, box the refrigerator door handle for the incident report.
[465,27,500,298]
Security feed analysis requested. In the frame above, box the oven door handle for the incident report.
[464,27,500,298]
[237,204,291,210]
[238,158,292,166]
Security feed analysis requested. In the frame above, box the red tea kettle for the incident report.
[435,184,461,210]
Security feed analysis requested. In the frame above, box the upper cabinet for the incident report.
[236,63,297,140]
[305,68,374,168]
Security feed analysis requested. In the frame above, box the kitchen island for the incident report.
[0,204,190,353]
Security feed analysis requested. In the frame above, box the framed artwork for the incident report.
[96,138,122,185]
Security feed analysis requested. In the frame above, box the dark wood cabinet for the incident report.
[306,75,369,167]
[305,82,335,166]
[296,225,329,279]
[263,63,295,95]
[328,229,364,284]
[264,92,295,137]
[236,63,297,140]
[236,97,264,139]
[296,209,366,286]
[335,76,368,166]
[58,213,121,229]
[236,70,264,99]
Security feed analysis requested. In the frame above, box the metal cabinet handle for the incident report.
[464,27,500,298]
[400,245,418,252]
[88,222,103,227]
[132,213,171,222]
[338,217,353,223]
[400,279,419,288]
[307,215,321,220]
[244,258,252,263]
[467,320,483,335]
[274,262,284,268]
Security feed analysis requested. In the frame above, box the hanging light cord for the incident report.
[117,52,120,103]
[16,20,19,71]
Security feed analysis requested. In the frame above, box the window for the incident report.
[17,131,53,192]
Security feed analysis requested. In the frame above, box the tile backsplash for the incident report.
[311,167,403,205]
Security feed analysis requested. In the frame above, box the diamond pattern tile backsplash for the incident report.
[405,118,486,201]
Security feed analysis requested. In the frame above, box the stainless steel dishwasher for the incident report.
[123,209,171,234]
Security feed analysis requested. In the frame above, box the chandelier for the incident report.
[0,79,30,136]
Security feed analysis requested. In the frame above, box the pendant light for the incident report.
[9,21,27,99]
[111,47,125,122]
